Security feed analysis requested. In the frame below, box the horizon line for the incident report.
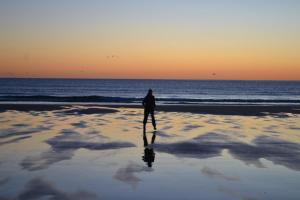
[0,76,299,82]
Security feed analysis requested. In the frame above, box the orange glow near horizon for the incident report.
[0,1,299,80]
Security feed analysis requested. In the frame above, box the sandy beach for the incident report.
[1,103,300,200]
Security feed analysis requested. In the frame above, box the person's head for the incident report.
[147,89,153,96]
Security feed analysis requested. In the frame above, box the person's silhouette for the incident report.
[143,89,156,130]
[142,130,156,167]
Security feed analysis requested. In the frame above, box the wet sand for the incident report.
[0,103,300,200]
[1,103,300,116]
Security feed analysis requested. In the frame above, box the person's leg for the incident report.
[150,110,156,129]
[143,109,149,128]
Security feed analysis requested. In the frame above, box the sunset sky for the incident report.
[0,0,299,80]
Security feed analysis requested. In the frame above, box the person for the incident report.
[142,89,156,130]
[142,130,156,167]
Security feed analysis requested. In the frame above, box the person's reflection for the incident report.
[142,129,156,168]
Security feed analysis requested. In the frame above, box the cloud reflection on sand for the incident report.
[21,129,135,171]
[181,124,202,131]
[0,125,52,139]
[0,177,9,186]
[0,178,98,200]
[1,106,300,200]
[217,186,258,200]
[154,130,175,138]
[156,132,300,170]
[114,162,153,188]
[0,135,32,145]
[71,121,88,128]
[201,166,240,181]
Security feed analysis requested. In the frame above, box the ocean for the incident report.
[0,78,299,104]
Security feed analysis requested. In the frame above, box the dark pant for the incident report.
[143,108,156,128]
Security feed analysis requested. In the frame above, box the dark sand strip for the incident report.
[103,104,300,116]
[0,104,67,112]
[0,104,118,114]
[0,103,300,116]
[157,105,300,116]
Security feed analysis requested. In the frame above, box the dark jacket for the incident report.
[143,95,156,110]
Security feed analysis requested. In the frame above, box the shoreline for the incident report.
[1,103,300,116]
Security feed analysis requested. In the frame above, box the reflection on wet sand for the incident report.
[0,106,300,200]
[114,162,153,188]
[156,132,300,170]
[21,129,136,171]
[142,130,156,168]
[1,178,98,200]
